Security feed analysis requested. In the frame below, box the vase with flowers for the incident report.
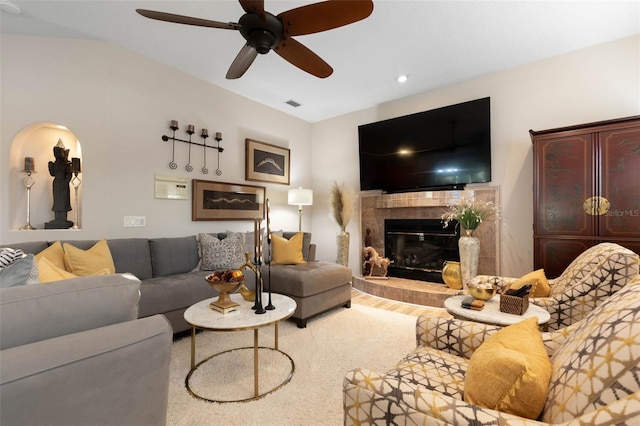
[442,198,499,290]
[329,182,354,266]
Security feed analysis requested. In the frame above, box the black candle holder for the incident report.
[161,120,223,174]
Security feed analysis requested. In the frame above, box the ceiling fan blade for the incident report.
[277,0,373,36]
[274,38,333,78]
[239,0,266,22]
[136,9,240,30]
[226,44,259,79]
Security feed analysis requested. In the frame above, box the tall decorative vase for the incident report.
[336,227,350,266]
[458,229,480,291]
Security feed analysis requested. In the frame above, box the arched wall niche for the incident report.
[10,122,82,230]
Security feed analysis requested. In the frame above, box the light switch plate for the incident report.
[124,216,146,227]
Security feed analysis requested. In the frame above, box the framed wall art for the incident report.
[245,139,290,185]
[192,179,265,221]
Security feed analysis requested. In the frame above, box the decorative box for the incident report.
[499,294,529,315]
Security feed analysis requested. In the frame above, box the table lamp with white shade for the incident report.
[288,187,313,231]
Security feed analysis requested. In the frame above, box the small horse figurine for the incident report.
[363,246,393,277]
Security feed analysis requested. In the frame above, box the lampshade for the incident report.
[288,188,313,206]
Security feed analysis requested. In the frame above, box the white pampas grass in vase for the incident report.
[330,182,353,266]
[329,182,353,230]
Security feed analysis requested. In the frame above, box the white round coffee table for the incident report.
[184,292,296,402]
[444,295,550,330]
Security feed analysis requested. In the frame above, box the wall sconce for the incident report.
[19,157,36,230]
[162,120,223,175]
[288,187,313,231]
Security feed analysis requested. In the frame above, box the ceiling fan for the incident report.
[136,0,374,79]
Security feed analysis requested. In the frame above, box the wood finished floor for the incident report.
[351,289,452,318]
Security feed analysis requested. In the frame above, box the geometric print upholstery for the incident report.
[343,275,640,425]
[544,277,640,423]
[476,242,639,330]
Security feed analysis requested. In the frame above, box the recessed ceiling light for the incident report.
[397,74,409,83]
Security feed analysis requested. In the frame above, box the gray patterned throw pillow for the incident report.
[198,233,244,271]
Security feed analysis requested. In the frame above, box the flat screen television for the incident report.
[358,97,491,192]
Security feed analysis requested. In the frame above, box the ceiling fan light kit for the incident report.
[137,0,373,79]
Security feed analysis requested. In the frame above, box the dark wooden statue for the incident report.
[45,139,74,229]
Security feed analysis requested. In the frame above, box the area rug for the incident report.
[166,304,418,425]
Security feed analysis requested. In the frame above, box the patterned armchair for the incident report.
[343,275,640,425]
[476,242,639,330]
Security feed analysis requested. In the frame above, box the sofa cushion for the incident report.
[0,273,141,350]
[138,270,216,318]
[106,238,153,280]
[198,233,244,270]
[63,239,116,275]
[0,241,49,256]
[271,232,306,265]
[464,316,551,419]
[265,261,351,298]
[543,277,640,423]
[149,236,199,277]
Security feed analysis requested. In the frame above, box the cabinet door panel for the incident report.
[534,238,595,279]
[600,126,640,237]
[535,134,596,236]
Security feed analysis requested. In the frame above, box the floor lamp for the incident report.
[288,187,313,231]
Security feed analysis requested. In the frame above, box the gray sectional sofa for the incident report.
[0,273,173,426]
[5,232,352,332]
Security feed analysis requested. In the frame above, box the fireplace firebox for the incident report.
[384,219,460,283]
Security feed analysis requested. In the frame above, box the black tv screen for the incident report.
[358,97,491,192]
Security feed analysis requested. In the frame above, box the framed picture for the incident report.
[192,179,265,221]
[245,139,290,185]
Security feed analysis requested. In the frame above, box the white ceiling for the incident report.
[2,0,639,123]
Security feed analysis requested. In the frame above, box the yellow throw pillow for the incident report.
[509,269,550,297]
[63,239,116,276]
[38,257,77,282]
[39,257,110,283]
[464,317,552,419]
[270,232,306,265]
[35,240,66,271]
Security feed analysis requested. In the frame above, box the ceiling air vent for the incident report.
[285,100,302,108]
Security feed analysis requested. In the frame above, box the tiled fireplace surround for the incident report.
[354,187,500,307]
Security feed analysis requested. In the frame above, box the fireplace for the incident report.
[384,219,460,283]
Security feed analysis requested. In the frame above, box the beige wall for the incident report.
[1,35,312,245]
[311,35,639,275]
[2,34,638,274]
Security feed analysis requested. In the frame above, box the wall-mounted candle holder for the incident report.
[19,157,36,230]
[70,157,82,229]
[161,120,224,175]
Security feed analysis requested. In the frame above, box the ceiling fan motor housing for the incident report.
[239,12,283,54]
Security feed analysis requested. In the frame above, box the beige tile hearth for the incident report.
[352,275,458,308]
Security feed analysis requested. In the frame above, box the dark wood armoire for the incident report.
[530,116,640,278]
